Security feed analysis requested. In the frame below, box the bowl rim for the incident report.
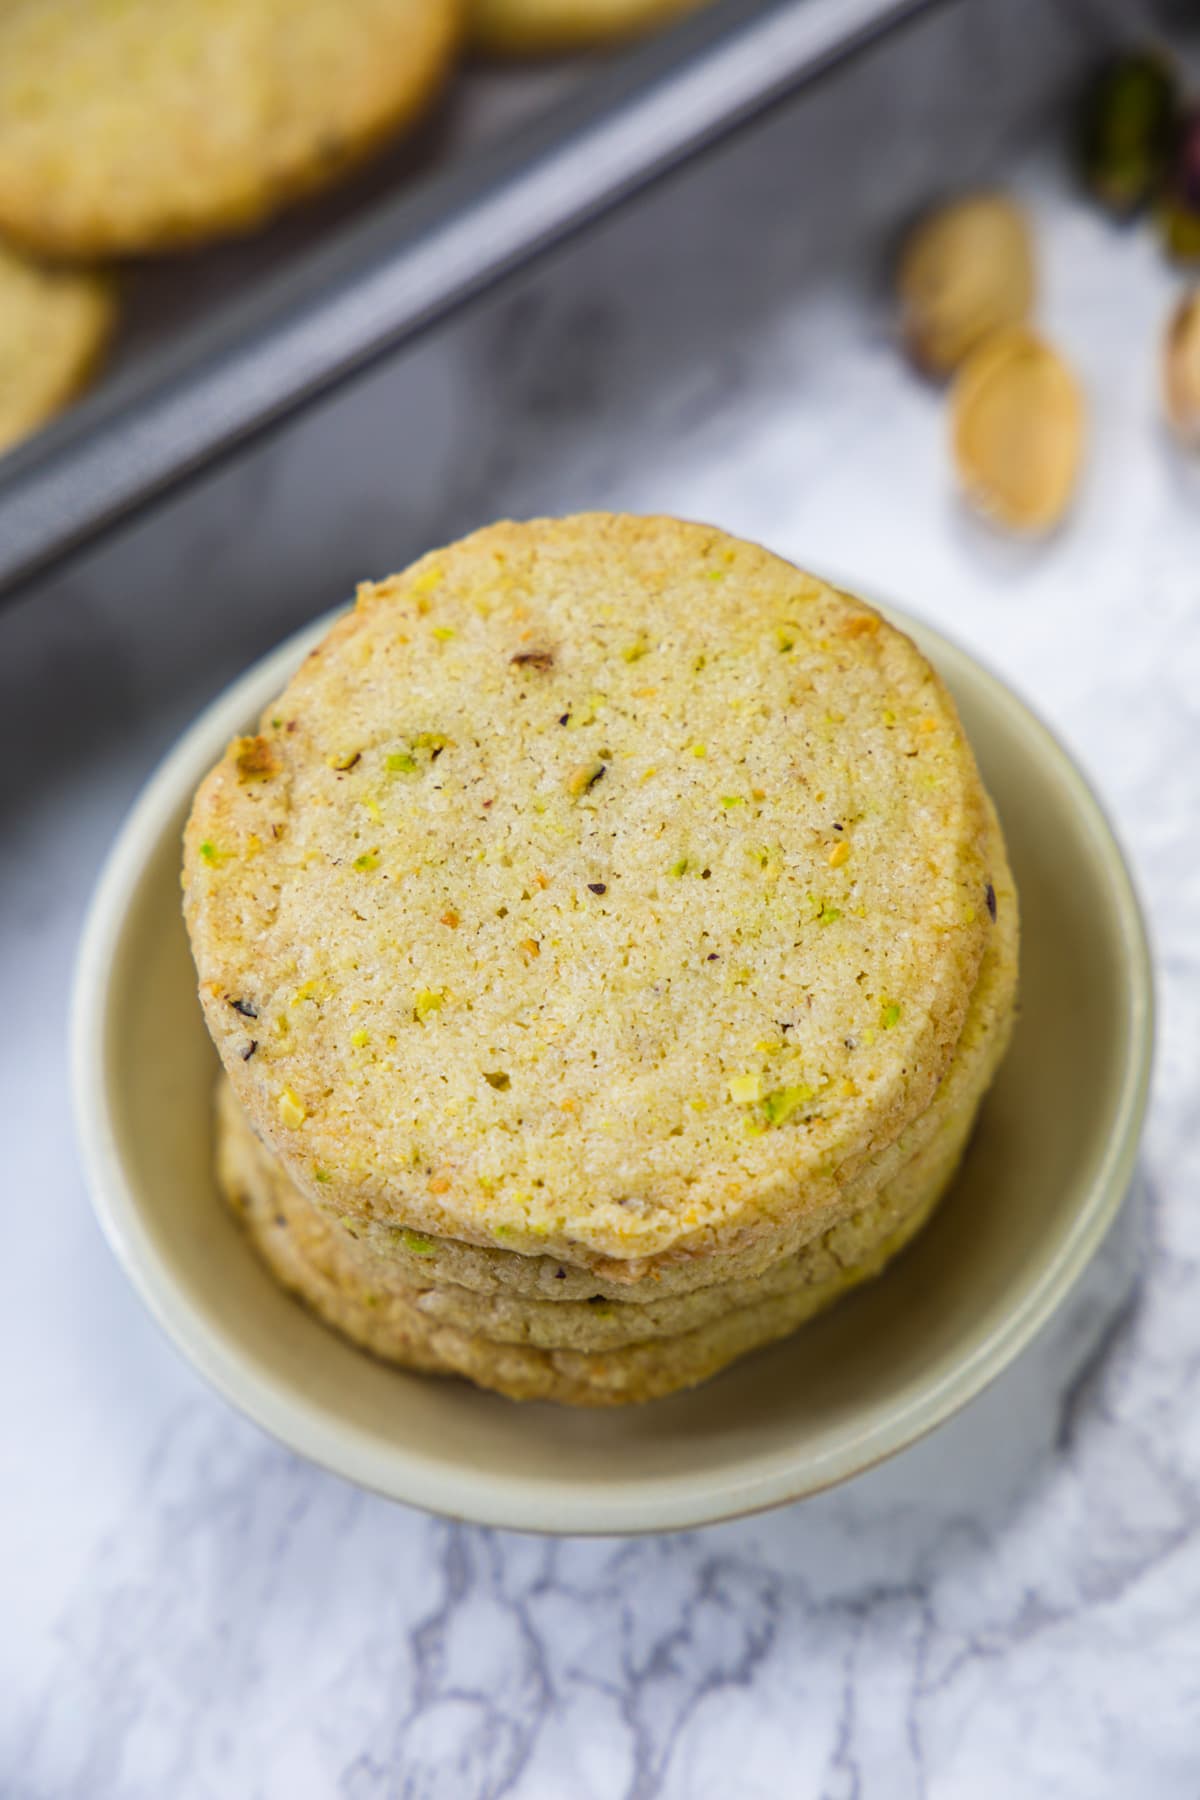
[71,602,1155,1534]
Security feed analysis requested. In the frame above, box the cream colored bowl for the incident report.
[71,605,1153,1533]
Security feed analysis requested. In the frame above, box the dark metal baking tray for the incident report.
[0,0,944,602]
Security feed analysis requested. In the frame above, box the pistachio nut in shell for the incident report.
[898,193,1035,377]
[951,327,1085,534]
[1163,289,1200,449]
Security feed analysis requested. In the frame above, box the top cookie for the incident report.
[184,515,993,1268]
[0,0,461,257]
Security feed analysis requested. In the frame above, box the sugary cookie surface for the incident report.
[185,515,994,1264]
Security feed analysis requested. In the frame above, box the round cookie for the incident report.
[185,515,995,1273]
[0,242,114,456]
[218,1050,976,1404]
[469,0,707,56]
[214,795,1017,1318]
[0,0,461,258]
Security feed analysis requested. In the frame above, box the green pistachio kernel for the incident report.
[762,1083,816,1127]
[402,1230,437,1255]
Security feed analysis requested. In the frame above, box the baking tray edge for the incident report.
[0,0,948,602]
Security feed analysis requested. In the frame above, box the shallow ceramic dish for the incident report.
[72,601,1153,1534]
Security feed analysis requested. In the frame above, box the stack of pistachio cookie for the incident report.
[185,514,1017,1405]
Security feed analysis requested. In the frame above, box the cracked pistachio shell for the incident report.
[951,327,1085,534]
[898,194,1035,377]
[1163,289,1200,449]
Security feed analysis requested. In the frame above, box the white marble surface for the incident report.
[5,1,1200,1793]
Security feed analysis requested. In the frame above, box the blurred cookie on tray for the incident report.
[0,238,114,456]
[0,0,463,257]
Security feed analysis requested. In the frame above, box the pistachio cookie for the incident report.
[0,241,113,455]
[186,515,998,1277]
[0,0,461,257]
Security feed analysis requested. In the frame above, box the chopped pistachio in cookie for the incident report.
[185,514,998,1274]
